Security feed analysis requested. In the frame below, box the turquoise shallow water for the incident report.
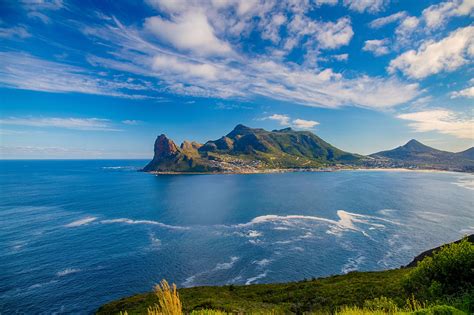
[0,160,473,314]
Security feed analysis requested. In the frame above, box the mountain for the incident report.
[369,139,474,172]
[143,124,360,173]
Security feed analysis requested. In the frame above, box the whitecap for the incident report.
[252,258,272,267]
[182,275,196,287]
[100,218,187,230]
[341,255,365,274]
[56,268,81,277]
[214,256,239,271]
[65,217,97,227]
[245,271,268,285]
[452,176,474,191]
[149,232,162,248]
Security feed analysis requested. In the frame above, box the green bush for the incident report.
[411,304,466,315]
[403,238,474,301]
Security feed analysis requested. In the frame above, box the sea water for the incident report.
[0,160,473,313]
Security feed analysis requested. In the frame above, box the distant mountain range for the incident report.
[143,125,474,173]
[368,139,474,172]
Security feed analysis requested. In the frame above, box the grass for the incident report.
[97,268,409,314]
[97,237,473,314]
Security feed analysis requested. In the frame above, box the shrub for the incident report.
[411,305,466,315]
[403,238,474,301]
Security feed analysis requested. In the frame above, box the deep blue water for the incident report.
[0,160,473,314]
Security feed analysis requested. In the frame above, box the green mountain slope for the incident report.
[144,125,361,173]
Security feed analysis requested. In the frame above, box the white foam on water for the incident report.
[252,258,272,267]
[65,217,97,227]
[235,210,398,240]
[247,230,262,237]
[182,275,196,287]
[56,268,81,277]
[245,271,268,285]
[149,232,162,248]
[341,255,365,274]
[100,218,187,230]
[214,256,239,271]
[452,176,474,191]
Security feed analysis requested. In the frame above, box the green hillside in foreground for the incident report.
[97,236,473,314]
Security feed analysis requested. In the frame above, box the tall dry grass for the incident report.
[148,280,182,315]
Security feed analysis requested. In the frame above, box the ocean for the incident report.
[0,160,473,314]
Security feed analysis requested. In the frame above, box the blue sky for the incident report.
[0,0,473,159]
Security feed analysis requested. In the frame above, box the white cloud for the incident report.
[122,120,142,125]
[369,11,407,28]
[0,52,153,99]
[450,86,474,98]
[292,119,320,129]
[389,26,474,79]
[315,17,354,49]
[264,114,320,130]
[397,110,474,140]
[0,117,120,131]
[152,55,219,80]
[0,25,31,39]
[144,10,232,56]
[343,0,389,13]
[394,16,420,44]
[333,53,349,61]
[422,0,474,30]
[266,114,290,126]
[363,39,390,56]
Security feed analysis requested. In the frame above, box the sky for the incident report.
[0,0,473,159]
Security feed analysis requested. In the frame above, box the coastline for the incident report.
[145,167,473,176]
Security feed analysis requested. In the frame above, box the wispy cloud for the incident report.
[369,11,407,28]
[0,52,153,99]
[450,86,474,99]
[122,120,141,125]
[0,117,121,131]
[397,109,473,140]
[263,114,320,130]
[0,25,31,39]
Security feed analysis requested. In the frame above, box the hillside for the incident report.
[143,125,361,173]
[368,140,474,172]
[97,235,473,314]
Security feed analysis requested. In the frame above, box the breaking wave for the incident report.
[65,217,97,227]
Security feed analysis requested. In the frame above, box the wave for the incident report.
[101,166,138,170]
[252,258,272,267]
[453,176,474,191]
[100,218,187,230]
[245,270,268,285]
[56,268,81,277]
[214,256,239,271]
[234,210,399,238]
[65,217,97,227]
[341,255,365,274]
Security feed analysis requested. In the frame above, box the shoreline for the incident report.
[145,167,473,176]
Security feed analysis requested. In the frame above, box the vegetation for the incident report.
[97,237,473,314]
[402,238,474,312]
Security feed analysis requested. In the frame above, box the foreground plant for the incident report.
[148,280,182,315]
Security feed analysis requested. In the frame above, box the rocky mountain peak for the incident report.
[154,134,179,157]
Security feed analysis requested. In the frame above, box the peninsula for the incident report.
[143,125,474,173]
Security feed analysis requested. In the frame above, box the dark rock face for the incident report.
[154,134,179,157]
[142,135,182,172]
